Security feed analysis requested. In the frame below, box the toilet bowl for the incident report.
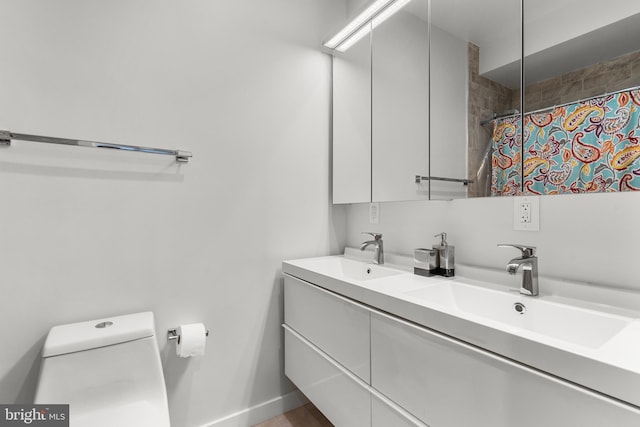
[34,312,170,427]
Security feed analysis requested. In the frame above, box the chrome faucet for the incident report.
[498,244,539,296]
[361,232,384,265]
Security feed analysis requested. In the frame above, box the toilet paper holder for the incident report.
[167,327,210,343]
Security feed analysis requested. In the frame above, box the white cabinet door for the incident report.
[370,311,640,427]
[284,275,371,382]
[284,326,370,427]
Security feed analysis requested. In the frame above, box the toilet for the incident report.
[34,312,171,427]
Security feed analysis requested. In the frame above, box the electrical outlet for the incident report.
[513,197,539,231]
[369,202,379,224]
[520,202,531,223]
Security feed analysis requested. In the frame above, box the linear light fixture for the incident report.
[324,0,413,52]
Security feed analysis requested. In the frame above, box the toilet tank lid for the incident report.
[42,312,156,358]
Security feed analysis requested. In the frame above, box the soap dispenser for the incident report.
[433,232,455,277]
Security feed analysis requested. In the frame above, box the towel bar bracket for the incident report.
[0,130,10,145]
[176,150,193,162]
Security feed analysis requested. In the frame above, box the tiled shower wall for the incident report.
[519,49,640,112]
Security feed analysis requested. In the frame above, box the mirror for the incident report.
[333,22,372,204]
[372,0,429,202]
[332,0,429,204]
[430,0,522,199]
[517,0,640,195]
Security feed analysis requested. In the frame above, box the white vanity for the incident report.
[282,255,640,427]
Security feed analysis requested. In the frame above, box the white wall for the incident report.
[522,0,640,59]
[345,192,640,308]
[0,1,346,426]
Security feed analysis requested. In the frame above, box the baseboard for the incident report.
[202,390,309,427]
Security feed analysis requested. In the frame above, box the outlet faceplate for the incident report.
[513,197,539,231]
[369,202,379,224]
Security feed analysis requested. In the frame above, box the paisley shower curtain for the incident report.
[491,88,640,196]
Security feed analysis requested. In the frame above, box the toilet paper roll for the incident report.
[176,323,207,358]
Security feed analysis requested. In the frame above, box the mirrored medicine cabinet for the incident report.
[332,1,430,204]
[330,0,640,203]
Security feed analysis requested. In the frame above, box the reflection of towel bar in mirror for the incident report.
[0,130,192,162]
[415,175,472,186]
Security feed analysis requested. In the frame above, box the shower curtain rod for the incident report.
[0,130,192,162]
[481,83,640,124]
[480,109,519,126]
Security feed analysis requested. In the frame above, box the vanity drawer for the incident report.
[284,275,371,382]
[370,311,640,427]
[284,325,370,427]
[371,390,429,427]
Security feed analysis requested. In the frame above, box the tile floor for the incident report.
[253,403,333,427]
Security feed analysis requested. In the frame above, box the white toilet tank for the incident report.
[34,312,170,427]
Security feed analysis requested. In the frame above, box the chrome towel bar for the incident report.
[0,130,192,162]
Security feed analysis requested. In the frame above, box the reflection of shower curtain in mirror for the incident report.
[491,89,640,196]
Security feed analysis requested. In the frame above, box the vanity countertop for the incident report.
[283,254,640,408]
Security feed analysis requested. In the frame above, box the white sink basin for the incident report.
[289,256,405,281]
[404,281,633,349]
[338,258,404,281]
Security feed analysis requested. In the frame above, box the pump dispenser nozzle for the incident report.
[434,232,448,246]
